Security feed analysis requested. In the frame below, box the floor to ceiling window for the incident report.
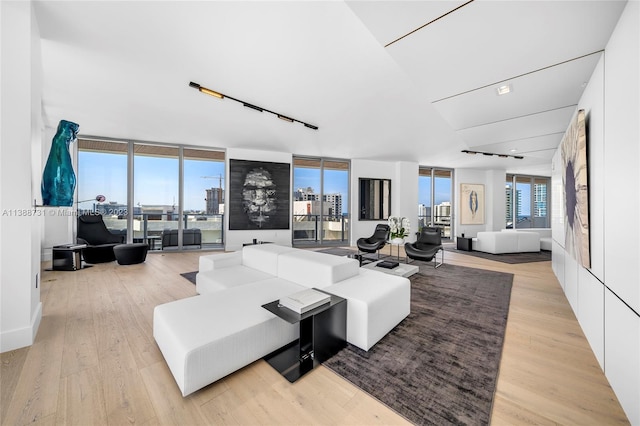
[292,157,349,246]
[418,167,453,238]
[78,139,225,250]
[183,148,225,246]
[506,174,550,228]
[77,139,128,237]
[134,144,179,249]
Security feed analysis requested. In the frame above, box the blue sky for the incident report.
[418,177,452,206]
[78,152,224,211]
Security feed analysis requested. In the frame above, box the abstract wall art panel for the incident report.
[561,109,590,268]
[229,159,290,230]
[460,183,484,225]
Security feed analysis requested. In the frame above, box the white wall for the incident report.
[0,0,43,352]
[551,2,639,423]
[350,159,401,245]
[601,3,640,422]
[395,161,419,242]
[224,148,293,251]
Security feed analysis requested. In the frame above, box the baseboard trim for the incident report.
[0,302,42,353]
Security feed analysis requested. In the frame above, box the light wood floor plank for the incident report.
[89,268,157,425]
[139,361,209,426]
[0,346,29,424]
[2,273,69,424]
[55,365,108,425]
[1,248,629,425]
[60,275,99,379]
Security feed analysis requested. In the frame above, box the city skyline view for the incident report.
[79,152,225,212]
[79,153,457,217]
[79,153,542,227]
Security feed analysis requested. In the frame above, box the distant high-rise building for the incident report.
[534,183,547,217]
[434,202,451,224]
[505,186,513,223]
[294,187,342,219]
[418,204,428,228]
[205,187,224,214]
[515,190,523,217]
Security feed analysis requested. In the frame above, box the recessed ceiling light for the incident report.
[496,84,512,95]
[510,149,517,152]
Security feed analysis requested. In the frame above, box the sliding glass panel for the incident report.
[515,176,532,228]
[293,158,321,243]
[434,169,452,238]
[418,168,432,230]
[533,177,549,228]
[322,160,349,243]
[77,139,128,236]
[134,144,179,249]
[183,148,225,247]
[505,174,514,228]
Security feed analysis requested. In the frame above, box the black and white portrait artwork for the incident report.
[228,159,290,230]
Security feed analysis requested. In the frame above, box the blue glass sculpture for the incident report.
[41,120,79,206]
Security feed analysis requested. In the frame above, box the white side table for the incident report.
[387,238,405,261]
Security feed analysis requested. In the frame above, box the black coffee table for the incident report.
[262,289,346,382]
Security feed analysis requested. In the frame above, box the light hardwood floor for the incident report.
[1,248,629,425]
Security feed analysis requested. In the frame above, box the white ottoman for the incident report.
[153,279,303,396]
[325,269,410,351]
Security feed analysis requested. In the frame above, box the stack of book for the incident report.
[279,288,331,314]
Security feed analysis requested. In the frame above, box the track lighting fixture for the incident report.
[277,115,293,123]
[243,103,263,112]
[189,81,318,130]
[462,149,524,159]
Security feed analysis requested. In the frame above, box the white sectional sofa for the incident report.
[501,228,552,250]
[154,244,411,396]
[472,230,540,254]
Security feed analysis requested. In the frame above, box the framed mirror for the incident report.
[359,178,391,220]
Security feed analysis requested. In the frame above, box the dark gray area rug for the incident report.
[443,244,551,264]
[323,263,513,426]
[179,254,513,425]
[180,271,197,284]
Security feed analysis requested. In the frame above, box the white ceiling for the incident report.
[33,0,627,176]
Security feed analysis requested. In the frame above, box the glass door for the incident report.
[434,169,452,238]
[533,177,549,228]
[183,148,226,248]
[134,144,179,249]
[418,167,453,239]
[515,176,532,228]
[321,160,349,244]
[418,168,432,230]
[292,157,349,246]
[78,139,128,237]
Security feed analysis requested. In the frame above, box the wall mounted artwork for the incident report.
[561,109,590,268]
[460,183,484,225]
[228,159,290,230]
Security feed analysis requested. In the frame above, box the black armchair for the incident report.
[356,224,390,259]
[404,227,444,268]
[77,213,125,263]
